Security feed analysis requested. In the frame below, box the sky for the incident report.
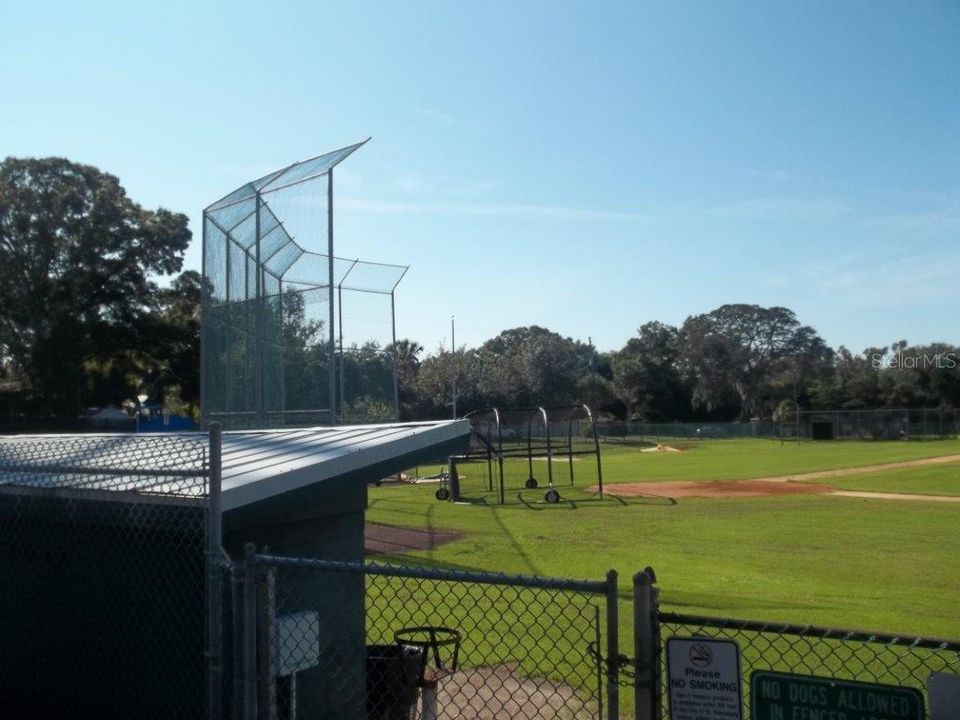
[2,0,958,354]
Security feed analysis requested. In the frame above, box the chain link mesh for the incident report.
[0,434,215,719]
[657,612,960,720]
[246,556,610,719]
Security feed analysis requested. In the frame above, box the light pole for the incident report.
[451,315,457,419]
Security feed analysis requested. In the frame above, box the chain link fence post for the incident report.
[633,568,658,720]
[606,569,620,720]
[242,543,258,720]
[230,561,245,720]
[207,423,223,720]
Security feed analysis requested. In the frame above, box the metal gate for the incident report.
[631,569,960,720]
[231,547,622,719]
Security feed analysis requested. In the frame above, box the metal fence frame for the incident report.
[201,142,410,430]
[0,426,224,720]
[232,549,622,720]
[632,569,960,720]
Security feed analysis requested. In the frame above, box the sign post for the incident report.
[751,671,924,720]
[667,637,743,720]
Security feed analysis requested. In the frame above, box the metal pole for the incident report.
[200,214,208,428]
[224,225,231,420]
[278,280,285,423]
[207,424,223,720]
[338,284,344,420]
[588,405,605,498]
[242,543,258,720]
[605,570,620,719]
[255,195,263,425]
[451,315,457,419]
[391,291,399,421]
[543,407,554,489]
[633,570,656,720]
[526,417,535,484]
[230,564,244,719]
[327,170,337,423]
[495,409,506,505]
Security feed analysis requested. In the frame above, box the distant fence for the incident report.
[792,408,958,441]
[597,408,958,445]
[595,421,777,444]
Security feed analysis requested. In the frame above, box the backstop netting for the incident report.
[202,141,408,428]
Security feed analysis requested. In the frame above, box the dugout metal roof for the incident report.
[0,420,470,512]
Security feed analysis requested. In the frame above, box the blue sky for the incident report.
[2,1,958,353]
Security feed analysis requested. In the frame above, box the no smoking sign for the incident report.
[667,637,744,720]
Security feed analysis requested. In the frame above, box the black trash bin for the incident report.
[366,644,423,720]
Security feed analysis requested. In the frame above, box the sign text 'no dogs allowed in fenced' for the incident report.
[751,671,924,720]
[667,636,744,720]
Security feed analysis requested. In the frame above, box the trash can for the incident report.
[366,644,423,720]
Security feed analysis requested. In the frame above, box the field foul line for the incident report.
[747,454,960,483]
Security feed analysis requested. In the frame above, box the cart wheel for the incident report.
[525,477,538,489]
[435,487,450,501]
[545,488,560,504]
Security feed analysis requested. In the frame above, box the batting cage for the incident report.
[438,405,604,506]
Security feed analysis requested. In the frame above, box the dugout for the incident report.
[0,420,469,720]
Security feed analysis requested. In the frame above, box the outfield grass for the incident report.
[594,437,960,484]
[414,438,960,489]
[379,438,960,639]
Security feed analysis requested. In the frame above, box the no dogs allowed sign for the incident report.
[667,636,744,719]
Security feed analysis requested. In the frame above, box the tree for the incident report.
[0,157,190,415]
[611,322,690,421]
[151,270,202,414]
[678,304,831,419]
[387,338,424,420]
[478,326,591,407]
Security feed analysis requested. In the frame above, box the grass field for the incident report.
[369,438,960,638]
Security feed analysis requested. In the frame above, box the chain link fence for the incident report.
[645,586,960,720]
[235,552,620,720]
[597,409,959,447]
[0,431,223,720]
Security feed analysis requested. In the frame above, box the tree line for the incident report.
[396,319,959,422]
[2,157,957,423]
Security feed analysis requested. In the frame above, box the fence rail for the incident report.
[236,551,619,720]
[655,610,960,720]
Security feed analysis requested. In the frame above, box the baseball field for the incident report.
[367,438,960,638]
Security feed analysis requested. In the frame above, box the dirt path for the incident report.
[365,522,462,554]
[831,490,960,503]
[598,480,832,498]
[745,454,960,483]
[591,454,960,503]
[429,663,595,719]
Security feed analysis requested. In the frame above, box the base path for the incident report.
[744,454,960,483]
[832,490,960,503]
[597,480,832,499]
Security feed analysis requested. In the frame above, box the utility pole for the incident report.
[451,315,457,419]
